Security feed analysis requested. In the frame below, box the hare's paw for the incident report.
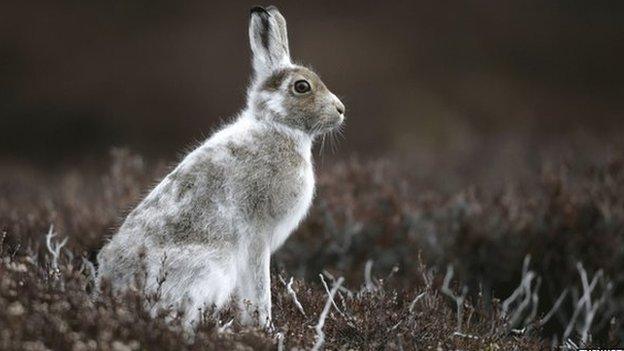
[238,298,272,328]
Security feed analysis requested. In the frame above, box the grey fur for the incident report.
[97,5,345,329]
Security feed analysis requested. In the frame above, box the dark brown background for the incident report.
[1,0,623,164]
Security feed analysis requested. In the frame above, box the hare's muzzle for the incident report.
[331,94,345,117]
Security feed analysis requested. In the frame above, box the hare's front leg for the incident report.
[237,239,272,327]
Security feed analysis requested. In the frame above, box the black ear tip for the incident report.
[250,6,268,15]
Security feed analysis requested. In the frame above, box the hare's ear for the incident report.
[249,6,291,79]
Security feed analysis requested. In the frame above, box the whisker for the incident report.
[336,124,346,140]
[329,130,338,154]
[319,134,326,158]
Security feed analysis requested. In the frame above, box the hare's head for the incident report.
[247,6,345,136]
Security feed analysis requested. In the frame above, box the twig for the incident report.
[409,292,426,313]
[364,259,376,291]
[441,265,467,333]
[502,255,532,317]
[563,263,603,341]
[286,277,306,317]
[453,331,479,340]
[322,270,353,297]
[320,274,355,328]
[577,262,610,344]
[45,224,68,273]
[217,319,233,333]
[276,332,284,351]
[523,277,541,327]
[508,273,537,328]
[537,288,568,328]
[319,275,341,315]
[312,276,344,351]
[500,255,547,331]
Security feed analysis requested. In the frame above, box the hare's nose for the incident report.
[336,104,345,115]
[334,99,345,115]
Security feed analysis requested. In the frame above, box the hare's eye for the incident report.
[293,80,311,94]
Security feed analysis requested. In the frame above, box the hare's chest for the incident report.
[270,161,315,251]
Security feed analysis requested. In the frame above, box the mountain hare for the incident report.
[97,5,345,328]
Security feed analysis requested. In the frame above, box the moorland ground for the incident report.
[1,136,623,350]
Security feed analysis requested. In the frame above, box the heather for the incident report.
[1,142,623,350]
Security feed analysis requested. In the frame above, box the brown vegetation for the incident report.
[1,146,623,350]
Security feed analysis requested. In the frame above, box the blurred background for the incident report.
[2,2,624,344]
[1,0,623,165]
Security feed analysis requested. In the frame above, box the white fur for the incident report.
[97,6,342,331]
[98,111,315,326]
[270,161,314,252]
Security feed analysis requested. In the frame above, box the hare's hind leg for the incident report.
[156,246,238,328]
[236,240,271,327]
